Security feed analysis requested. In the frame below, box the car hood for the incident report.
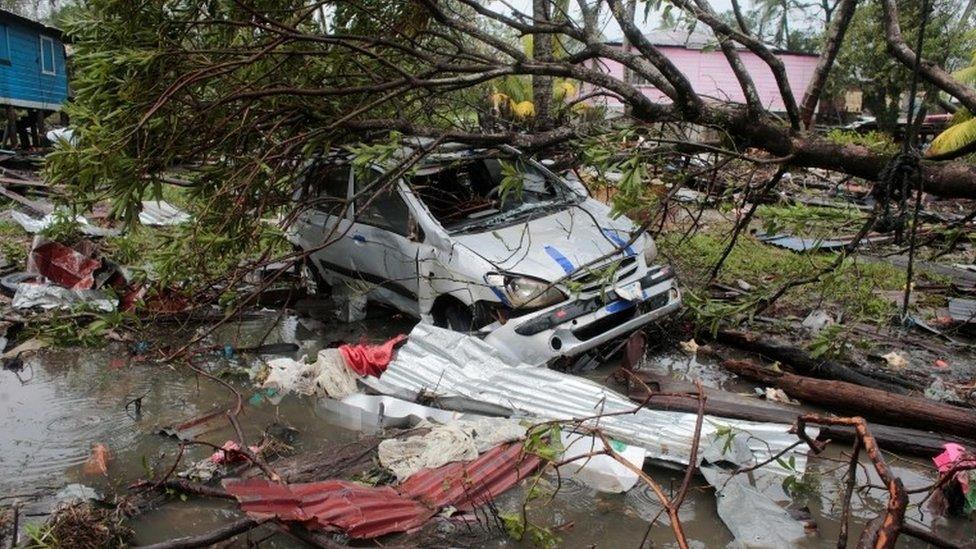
[452,201,642,282]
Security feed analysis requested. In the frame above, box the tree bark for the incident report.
[722,359,976,439]
[714,328,911,393]
[800,0,857,129]
[627,372,974,457]
[532,0,554,129]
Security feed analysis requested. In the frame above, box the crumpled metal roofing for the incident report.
[363,323,813,476]
[222,442,541,539]
[139,200,190,226]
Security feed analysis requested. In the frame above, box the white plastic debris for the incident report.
[46,127,77,146]
[558,431,645,493]
[139,200,190,226]
[318,393,462,432]
[699,436,810,548]
[801,309,834,334]
[263,348,360,399]
[12,284,116,312]
[378,418,526,481]
[9,210,119,237]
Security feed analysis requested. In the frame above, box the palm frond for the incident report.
[926,117,976,159]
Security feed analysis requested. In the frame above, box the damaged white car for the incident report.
[288,142,681,365]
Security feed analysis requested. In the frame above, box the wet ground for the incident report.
[2,305,974,547]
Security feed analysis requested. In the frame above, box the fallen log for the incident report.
[627,372,973,457]
[715,329,911,394]
[721,359,976,439]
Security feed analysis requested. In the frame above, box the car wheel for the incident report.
[442,302,474,332]
[300,256,330,295]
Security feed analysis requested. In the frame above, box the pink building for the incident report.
[590,29,819,113]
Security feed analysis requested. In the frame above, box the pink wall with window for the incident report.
[590,46,819,113]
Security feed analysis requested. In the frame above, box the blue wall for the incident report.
[0,13,68,111]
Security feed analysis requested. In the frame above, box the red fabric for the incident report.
[28,241,101,290]
[339,334,408,377]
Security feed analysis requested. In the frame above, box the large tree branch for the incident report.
[668,0,802,128]
[879,0,976,114]
[800,0,858,128]
[692,0,762,116]
[607,0,705,119]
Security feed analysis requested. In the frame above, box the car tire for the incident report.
[442,302,474,333]
[300,256,330,295]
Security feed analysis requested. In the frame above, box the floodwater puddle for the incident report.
[1,310,973,547]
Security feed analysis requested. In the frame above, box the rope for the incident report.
[899,0,932,321]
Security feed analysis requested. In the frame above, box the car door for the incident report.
[297,163,361,284]
[349,168,422,315]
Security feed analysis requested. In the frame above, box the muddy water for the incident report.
[2,309,973,547]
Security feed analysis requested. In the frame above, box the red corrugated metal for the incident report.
[222,441,541,539]
[398,440,542,510]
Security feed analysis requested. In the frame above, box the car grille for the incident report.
[570,256,638,293]
[570,291,670,341]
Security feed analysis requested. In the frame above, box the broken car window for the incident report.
[409,154,576,234]
[354,169,412,237]
[306,163,350,215]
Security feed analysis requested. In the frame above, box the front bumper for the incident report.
[483,266,681,365]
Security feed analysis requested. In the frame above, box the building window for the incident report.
[40,36,56,75]
[0,25,10,65]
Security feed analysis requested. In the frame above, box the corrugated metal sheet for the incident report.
[223,479,434,538]
[399,441,541,510]
[139,200,191,226]
[363,324,812,476]
[948,298,976,324]
[223,441,540,539]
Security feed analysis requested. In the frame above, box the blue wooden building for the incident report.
[0,10,68,112]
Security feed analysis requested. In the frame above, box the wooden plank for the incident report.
[0,185,53,215]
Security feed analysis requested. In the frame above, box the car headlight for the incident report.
[485,272,566,309]
[642,235,659,265]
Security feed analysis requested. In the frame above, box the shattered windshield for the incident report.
[409,153,579,234]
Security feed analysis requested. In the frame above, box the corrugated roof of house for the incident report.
[607,27,816,56]
[0,9,63,39]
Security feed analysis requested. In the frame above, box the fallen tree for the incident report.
[625,370,976,456]
[722,358,976,438]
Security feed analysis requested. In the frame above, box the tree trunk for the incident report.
[722,359,976,439]
[626,372,974,457]
[714,328,912,393]
[532,0,554,129]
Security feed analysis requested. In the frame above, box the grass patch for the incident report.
[756,203,866,238]
[0,219,30,267]
[824,129,898,155]
[660,229,911,327]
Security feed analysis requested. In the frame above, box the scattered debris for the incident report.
[377,418,526,480]
[881,351,909,369]
[801,309,834,334]
[679,338,700,355]
[138,200,190,226]
[363,324,810,475]
[763,387,799,405]
[9,210,119,237]
[81,443,111,476]
[559,431,645,493]
[948,298,976,324]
